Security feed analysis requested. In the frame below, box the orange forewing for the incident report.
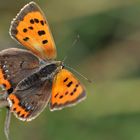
[50,69,86,111]
[10,2,56,60]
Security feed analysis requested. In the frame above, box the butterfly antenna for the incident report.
[71,34,80,48]
[62,34,80,63]
[62,56,68,63]
[65,64,92,83]
[62,35,92,83]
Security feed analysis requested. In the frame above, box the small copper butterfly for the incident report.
[0,1,86,140]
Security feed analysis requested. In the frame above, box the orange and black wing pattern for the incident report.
[8,79,52,121]
[50,69,86,111]
[9,2,56,60]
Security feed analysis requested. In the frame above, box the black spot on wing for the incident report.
[67,81,73,87]
[7,88,14,94]
[23,28,28,33]
[38,30,46,36]
[65,91,68,95]
[42,40,48,44]
[23,37,29,41]
[59,95,63,99]
[64,77,68,82]
[28,26,34,30]
[40,20,44,25]
[20,114,25,118]
[34,18,39,23]
[70,92,74,96]
[76,84,79,88]
[73,88,77,92]
[70,87,78,96]
[55,93,59,98]
[30,19,34,24]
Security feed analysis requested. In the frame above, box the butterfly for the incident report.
[0,1,86,139]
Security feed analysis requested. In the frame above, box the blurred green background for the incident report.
[0,0,140,140]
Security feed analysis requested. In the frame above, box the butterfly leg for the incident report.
[4,109,11,140]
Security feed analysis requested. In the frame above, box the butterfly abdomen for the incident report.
[17,73,40,90]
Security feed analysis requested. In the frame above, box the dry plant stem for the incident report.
[0,90,11,140]
[4,109,11,140]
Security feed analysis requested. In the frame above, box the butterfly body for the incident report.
[0,1,86,122]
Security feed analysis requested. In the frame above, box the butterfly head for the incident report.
[48,60,64,70]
